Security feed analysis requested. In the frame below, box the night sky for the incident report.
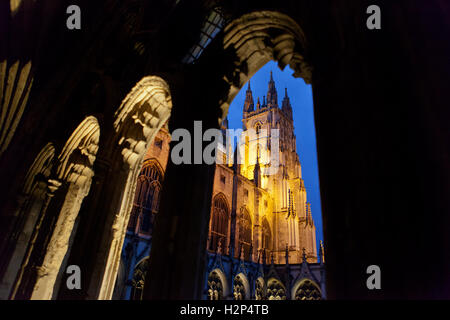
[226,60,324,251]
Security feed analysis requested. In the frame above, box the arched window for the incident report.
[140,181,161,234]
[128,176,148,232]
[255,278,265,300]
[294,279,322,300]
[207,270,223,300]
[255,123,261,135]
[261,217,272,252]
[130,257,149,300]
[209,194,229,253]
[238,208,252,260]
[127,160,163,235]
[233,275,246,300]
[267,279,286,300]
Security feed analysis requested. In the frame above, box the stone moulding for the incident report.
[219,11,313,125]
[30,116,101,300]
[96,76,172,300]
[223,11,312,85]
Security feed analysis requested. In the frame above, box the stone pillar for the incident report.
[10,178,62,299]
[56,157,115,300]
[31,182,89,300]
[143,68,226,299]
[311,1,450,299]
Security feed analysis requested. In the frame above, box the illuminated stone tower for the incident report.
[115,72,322,300]
[238,72,317,264]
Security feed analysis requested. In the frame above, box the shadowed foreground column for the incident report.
[143,72,224,299]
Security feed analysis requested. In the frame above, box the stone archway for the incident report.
[233,273,250,300]
[0,1,447,300]
[219,10,312,121]
[141,10,313,300]
[0,48,33,157]
[291,278,322,300]
[8,116,101,300]
[94,76,172,300]
[207,268,228,300]
[0,143,55,299]
[267,278,286,300]
[130,256,150,300]
[29,116,100,299]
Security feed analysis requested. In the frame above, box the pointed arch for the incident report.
[292,278,322,300]
[255,122,262,135]
[0,60,33,156]
[219,11,312,121]
[255,277,265,300]
[23,143,56,194]
[233,273,250,300]
[113,76,172,168]
[238,206,252,260]
[0,143,56,299]
[209,193,230,253]
[267,277,286,300]
[261,216,272,252]
[29,116,100,299]
[127,158,164,235]
[207,268,228,300]
[96,76,172,300]
[56,116,100,187]
[141,158,165,180]
[130,256,150,300]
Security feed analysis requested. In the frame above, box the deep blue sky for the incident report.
[226,61,323,252]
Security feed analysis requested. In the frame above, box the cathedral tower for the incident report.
[238,72,318,264]
[243,81,254,115]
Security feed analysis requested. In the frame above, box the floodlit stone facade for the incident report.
[114,74,324,300]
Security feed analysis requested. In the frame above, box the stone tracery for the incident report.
[294,279,322,300]
[267,278,286,300]
[207,270,223,300]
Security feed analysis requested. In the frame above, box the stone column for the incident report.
[10,178,62,299]
[143,69,226,299]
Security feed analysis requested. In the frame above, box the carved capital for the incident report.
[114,76,172,169]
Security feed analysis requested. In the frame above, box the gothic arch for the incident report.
[141,158,165,179]
[0,59,33,157]
[238,207,252,260]
[96,76,172,300]
[22,143,56,194]
[209,193,230,253]
[261,216,272,253]
[29,116,100,299]
[0,143,56,299]
[255,122,262,135]
[255,277,265,300]
[207,268,228,300]
[219,10,312,120]
[113,76,172,168]
[291,278,322,300]
[0,0,62,156]
[128,158,164,235]
[233,273,250,300]
[56,116,100,186]
[267,277,286,300]
[130,256,150,300]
